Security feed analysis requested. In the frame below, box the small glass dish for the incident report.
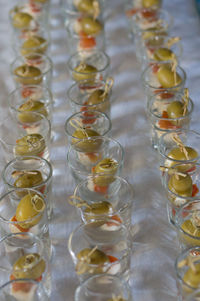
[0,279,49,301]
[2,156,53,219]
[141,62,186,97]
[0,232,51,296]
[64,110,111,147]
[67,78,112,117]
[175,200,200,249]
[9,84,53,122]
[158,129,200,170]
[67,137,124,184]
[175,246,200,298]
[147,91,193,149]
[75,274,132,301]
[70,175,134,229]
[67,49,110,82]
[163,162,200,225]
[68,219,131,282]
[0,113,51,162]
[11,53,53,88]
[65,16,105,55]
[141,35,182,70]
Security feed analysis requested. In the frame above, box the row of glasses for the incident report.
[0,0,54,298]
[62,2,135,298]
[125,1,200,300]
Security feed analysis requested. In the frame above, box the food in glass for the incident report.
[0,232,51,297]
[68,219,131,281]
[3,156,53,218]
[147,90,193,149]
[69,176,133,228]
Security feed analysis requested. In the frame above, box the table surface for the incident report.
[0,0,200,300]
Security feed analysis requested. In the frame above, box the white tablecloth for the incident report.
[0,0,200,300]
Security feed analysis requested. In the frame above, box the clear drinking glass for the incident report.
[163,162,200,225]
[67,79,112,117]
[2,156,53,219]
[67,137,124,184]
[75,274,132,301]
[158,129,200,170]
[64,110,111,147]
[0,279,48,301]
[70,175,133,228]
[0,188,51,253]
[0,113,51,162]
[11,53,53,88]
[9,85,53,122]
[0,232,51,297]
[141,62,186,97]
[147,92,193,149]
[175,200,200,249]
[68,219,131,282]
[175,246,200,298]
[65,17,105,55]
[67,49,110,82]
[140,35,182,70]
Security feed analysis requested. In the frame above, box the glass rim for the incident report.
[75,273,131,300]
[131,8,173,32]
[67,79,112,106]
[175,246,200,289]
[141,62,186,90]
[68,219,130,266]
[158,129,200,161]
[2,155,53,189]
[0,188,46,225]
[11,52,53,78]
[67,49,110,74]
[0,278,41,290]
[148,94,194,120]
[9,84,53,101]
[67,136,124,173]
[64,110,112,138]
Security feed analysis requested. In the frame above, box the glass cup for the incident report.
[12,26,50,57]
[64,110,111,147]
[11,53,53,88]
[67,79,112,117]
[0,188,51,257]
[158,129,200,170]
[163,162,200,225]
[70,175,134,229]
[2,156,53,219]
[68,219,131,282]
[175,246,200,298]
[0,279,48,301]
[67,49,110,82]
[140,35,182,70]
[75,274,132,301]
[175,200,200,249]
[9,0,50,32]
[0,113,51,162]
[65,16,105,55]
[67,137,124,184]
[141,62,186,98]
[0,232,51,297]
[147,92,193,149]
[9,85,53,122]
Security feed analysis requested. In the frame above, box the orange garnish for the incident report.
[82,111,96,124]
[159,92,174,99]
[21,87,34,98]
[125,8,138,17]
[158,111,180,130]
[94,184,108,194]
[111,215,122,223]
[11,216,30,233]
[39,185,46,194]
[141,9,157,19]
[108,255,118,263]
[79,31,96,49]
[10,274,42,293]
[192,184,199,197]
[186,166,196,173]
[151,64,159,73]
